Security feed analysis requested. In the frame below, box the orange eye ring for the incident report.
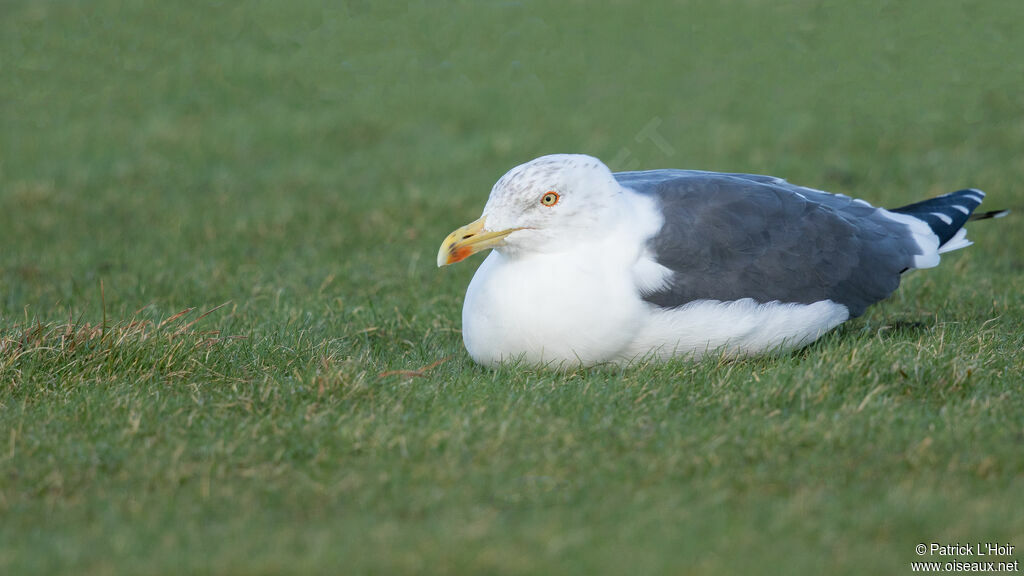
[541,191,560,206]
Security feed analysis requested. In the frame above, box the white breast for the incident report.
[462,243,648,367]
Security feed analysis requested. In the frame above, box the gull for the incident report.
[437,154,1004,367]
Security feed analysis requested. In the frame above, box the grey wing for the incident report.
[615,170,925,317]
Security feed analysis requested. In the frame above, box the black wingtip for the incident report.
[968,209,1010,221]
[890,189,993,246]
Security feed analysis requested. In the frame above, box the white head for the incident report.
[438,154,622,265]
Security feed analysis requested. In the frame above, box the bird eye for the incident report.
[541,191,560,206]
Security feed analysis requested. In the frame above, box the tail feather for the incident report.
[891,188,987,249]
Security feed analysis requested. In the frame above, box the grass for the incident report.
[2,1,1023,574]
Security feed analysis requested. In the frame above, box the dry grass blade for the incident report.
[158,308,196,330]
[377,356,451,379]
[175,301,233,335]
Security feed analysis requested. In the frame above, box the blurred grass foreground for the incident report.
[2,1,1023,575]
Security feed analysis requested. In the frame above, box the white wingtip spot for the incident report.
[930,212,954,225]
[952,205,970,215]
[938,227,972,254]
[962,193,984,204]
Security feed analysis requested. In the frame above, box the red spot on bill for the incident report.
[449,245,473,264]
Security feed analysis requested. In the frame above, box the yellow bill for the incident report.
[437,216,522,267]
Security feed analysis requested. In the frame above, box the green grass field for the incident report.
[2,1,1023,574]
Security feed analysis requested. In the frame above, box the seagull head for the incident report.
[437,154,621,266]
